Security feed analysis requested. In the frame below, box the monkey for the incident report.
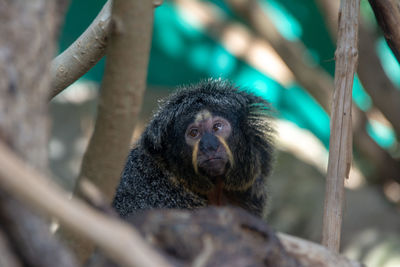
[112,79,274,218]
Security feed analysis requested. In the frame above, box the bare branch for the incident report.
[358,26,400,137]
[316,0,400,139]
[49,0,112,99]
[226,0,333,112]
[368,0,400,64]
[0,141,171,267]
[322,0,360,252]
[49,0,163,100]
[60,0,156,261]
[0,1,77,266]
[278,233,362,267]
[0,194,77,267]
[226,0,400,183]
[77,0,154,207]
[314,0,340,39]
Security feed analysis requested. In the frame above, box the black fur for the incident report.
[112,79,274,217]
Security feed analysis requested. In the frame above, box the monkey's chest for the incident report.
[206,180,231,206]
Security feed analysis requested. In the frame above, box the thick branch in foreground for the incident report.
[278,233,361,267]
[0,141,171,267]
[0,145,362,267]
[0,193,77,267]
[88,207,362,267]
[322,0,360,252]
[368,0,400,64]
[0,1,76,266]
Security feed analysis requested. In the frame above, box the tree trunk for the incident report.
[0,1,76,266]
[59,0,156,262]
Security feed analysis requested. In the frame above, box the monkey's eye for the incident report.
[213,122,223,132]
[188,128,199,138]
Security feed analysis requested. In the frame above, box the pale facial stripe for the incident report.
[216,135,234,168]
[192,140,199,174]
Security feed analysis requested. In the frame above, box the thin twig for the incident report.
[322,0,360,252]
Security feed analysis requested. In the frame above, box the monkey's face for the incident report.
[185,110,234,181]
[141,80,273,198]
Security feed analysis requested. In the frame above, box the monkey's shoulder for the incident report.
[112,147,206,217]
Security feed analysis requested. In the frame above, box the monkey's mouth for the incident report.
[204,157,222,163]
[198,157,228,177]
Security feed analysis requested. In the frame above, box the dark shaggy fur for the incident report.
[112,79,274,217]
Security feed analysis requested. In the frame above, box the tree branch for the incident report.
[49,0,112,99]
[49,0,163,100]
[226,0,400,184]
[358,26,400,137]
[0,138,364,267]
[316,0,400,139]
[0,141,171,267]
[226,0,333,112]
[278,233,362,267]
[0,1,77,266]
[77,0,154,208]
[322,0,360,252]
[368,0,400,64]
[61,0,156,261]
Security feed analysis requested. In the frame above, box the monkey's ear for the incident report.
[140,107,177,157]
[141,118,165,155]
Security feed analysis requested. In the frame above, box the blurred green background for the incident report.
[58,0,399,149]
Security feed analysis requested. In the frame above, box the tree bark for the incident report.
[369,0,400,64]
[322,0,360,252]
[50,0,112,99]
[279,233,362,267]
[0,1,76,266]
[77,0,154,214]
[316,0,400,139]
[0,141,171,267]
[49,0,163,100]
[60,0,156,262]
[0,147,363,267]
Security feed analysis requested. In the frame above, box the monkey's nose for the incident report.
[199,133,220,153]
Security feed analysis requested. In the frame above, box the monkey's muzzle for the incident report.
[194,133,230,177]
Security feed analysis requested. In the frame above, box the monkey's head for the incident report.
[141,79,274,196]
